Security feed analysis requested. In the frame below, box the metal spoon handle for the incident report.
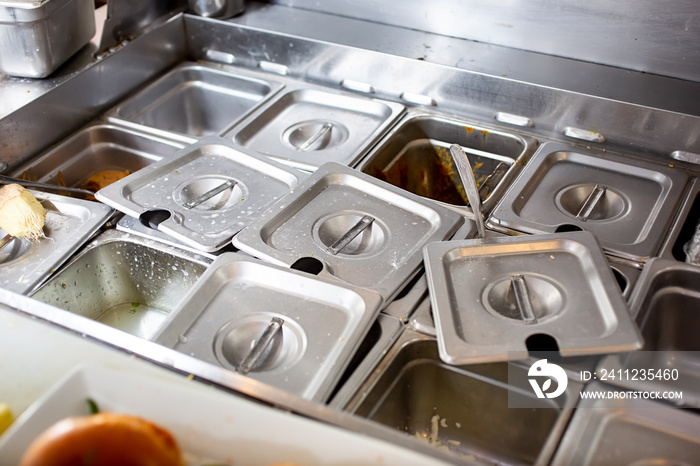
[0,174,95,197]
[449,144,486,238]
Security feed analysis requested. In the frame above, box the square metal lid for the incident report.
[226,83,405,171]
[423,231,642,365]
[487,142,689,264]
[233,162,464,304]
[153,253,383,402]
[95,137,307,252]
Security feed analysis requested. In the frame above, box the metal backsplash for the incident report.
[261,0,700,84]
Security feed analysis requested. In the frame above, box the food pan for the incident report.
[344,329,577,466]
[551,383,700,466]
[357,110,537,219]
[0,0,95,78]
[153,253,382,402]
[107,63,284,142]
[233,162,464,304]
[31,230,210,340]
[96,137,306,252]
[11,124,185,194]
[0,191,112,295]
[487,142,689,264]
[596,258,700,408]
[226,83,405,171]
[423,232,642,365]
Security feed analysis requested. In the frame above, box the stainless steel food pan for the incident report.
[356,110,538,219]
[31,230,210,340]
[107,63,284,142]
[11,124,185,192]
[0,0,95,78]
[596,258,700,408]
[551,383,700,466]
[344,329,577,466]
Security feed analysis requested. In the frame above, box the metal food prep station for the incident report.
[1,1,699,465]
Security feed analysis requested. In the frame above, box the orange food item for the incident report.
[19,412,184,466]
[83,170,130,192]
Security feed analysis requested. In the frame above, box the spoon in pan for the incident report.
[449,144,486,238]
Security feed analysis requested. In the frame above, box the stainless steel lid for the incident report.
[233,162,465,304]
[423,231,643,365]
[0,191,113,295]
[95,137,307,252]
[153,253,383,402]
[487,142,689,264]
[226,83,405,171]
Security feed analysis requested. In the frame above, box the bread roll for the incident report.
[19,412,183,466]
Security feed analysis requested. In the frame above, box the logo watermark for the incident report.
[507,351,691,409]
[528,359,568,399]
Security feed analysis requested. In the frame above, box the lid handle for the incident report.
[575,184,607,222]
[237,317,285,374]
[183,179,237,209]
[298,122,334,151]
[510,274,537,324]
[328,214,375,255]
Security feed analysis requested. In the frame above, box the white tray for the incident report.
[0,365,449,465]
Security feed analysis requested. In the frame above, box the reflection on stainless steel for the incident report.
[188,0,245,19]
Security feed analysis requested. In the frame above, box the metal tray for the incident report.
[487,142,689,264]
[423,232,642,365]
[344,329,578,466]
[107,63,284,142]
[0,0,95,78]
[95,137,306,252]
[596,258,700,408]
[551,382,700,466]
[31,230,210,340]
[153,253,382,402]
[356,110,537,218]
[0,191,112,295]
[233,162,464,304]
[226,83,405,171]
[11,124,185,190]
